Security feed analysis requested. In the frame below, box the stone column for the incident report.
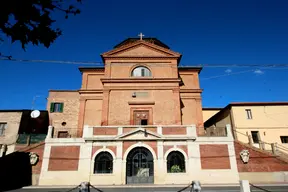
[195,98,204,135]
[77,98,87,137]
[83,125,92,138]
[79,142,93,182]
[240,180,251,192]
[116,141,124,185]
[156,141,164,184]
[101,89,110,126]
[248,135,253,146]
[157,126,162,135]
[226,124,233,138]
[46,125,54,139]
[172,88,181,125]
[271,143,277,155]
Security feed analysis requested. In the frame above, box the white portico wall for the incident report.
[39,124,239,185]
[158,124,239,185]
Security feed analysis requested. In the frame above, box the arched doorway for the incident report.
[126,147,154,184]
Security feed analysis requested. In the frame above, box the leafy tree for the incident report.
[0,0,82,58]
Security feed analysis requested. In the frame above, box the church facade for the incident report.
[38,37,240,185]
[24,35,287,186]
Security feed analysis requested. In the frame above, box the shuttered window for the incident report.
[50,102,64,113]
[0,123,7,136]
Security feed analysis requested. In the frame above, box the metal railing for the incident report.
[232,129,288,156]
[53,128,79,138]
[49,125,231,139]
[275,143,288,154]
[202,126,227,137]
[250,183,272,192]
[16,134,46,144]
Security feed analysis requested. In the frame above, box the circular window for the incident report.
[131,66,151,77]
[61,122,67,126]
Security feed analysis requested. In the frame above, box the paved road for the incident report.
[7,185,288,192]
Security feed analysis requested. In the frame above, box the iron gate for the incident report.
[126,147,154,184]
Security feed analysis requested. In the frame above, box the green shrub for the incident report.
[170,165,182,173]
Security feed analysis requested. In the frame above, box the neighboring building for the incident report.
[202,107,222,122]
[204,102,288,150]
[0,110,49,157]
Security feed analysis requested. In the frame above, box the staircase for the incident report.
[234,130,288,162]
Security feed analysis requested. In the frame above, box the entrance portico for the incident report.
[126,147,154,184]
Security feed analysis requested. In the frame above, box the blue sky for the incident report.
[1,0,288,110]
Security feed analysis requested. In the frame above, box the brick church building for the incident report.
[31,35,288,186]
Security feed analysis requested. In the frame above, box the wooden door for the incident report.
[133,111,149,125]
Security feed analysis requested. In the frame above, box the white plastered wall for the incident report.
[39,124,240,185]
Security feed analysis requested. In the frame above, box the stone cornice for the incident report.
[49,90,78,92]
[103,56,180,61]
[102,86,179,90]
[84,137,196,142]
[78,89,103,94]
[180,89,203,93]
[101,78,181,83]
[79,96,103,101]
[128,101,155,105]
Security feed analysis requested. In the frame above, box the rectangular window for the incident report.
[251,131,259,143]
[280,136,288,143]
[246,109,252,119]
[50,102,64,113]
[0,123,7,136]
[58,131,69,138]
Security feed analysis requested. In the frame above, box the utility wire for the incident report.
[2,57,288,68]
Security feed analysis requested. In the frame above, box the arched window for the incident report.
[94,152,113,174]
[131,66,151,77]
[167,151,185,173]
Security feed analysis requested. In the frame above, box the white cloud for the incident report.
[225,69,232,73]
[254,69,264,75]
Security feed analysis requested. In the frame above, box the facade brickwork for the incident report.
[163,145,188,157]
[15,142,45,174]
[47,91,80,137]
[48,146,80,171]
[0,112,22,144]
[162,127,187,135]
[234,141,288,172]
[93,128,118,135]
[91,146,117,159]
[122,141,157,158]
[200,144,231,169]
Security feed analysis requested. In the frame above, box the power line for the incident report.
[2,57,288,68]
[0,58,103,65]
[202,69,256,80]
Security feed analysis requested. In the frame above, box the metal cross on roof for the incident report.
[138,32,145,40]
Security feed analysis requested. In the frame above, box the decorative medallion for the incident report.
[29,152,39,166]
[240,149,250,164]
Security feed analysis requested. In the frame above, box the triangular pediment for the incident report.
[116,128,162,140]
[102,41,181,58]
[115,45,169,57]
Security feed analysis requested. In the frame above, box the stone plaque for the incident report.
[136,92,149,97]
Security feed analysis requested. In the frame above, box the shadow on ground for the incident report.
[0,152,32,191]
